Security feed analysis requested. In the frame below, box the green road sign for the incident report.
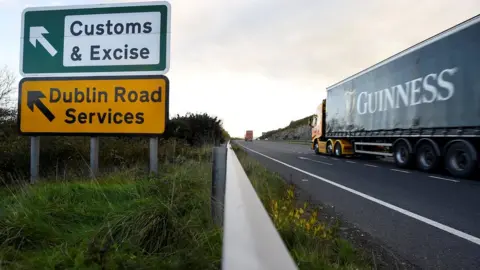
[20,1,171,77]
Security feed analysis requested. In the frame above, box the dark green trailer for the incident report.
[323,14,480,178]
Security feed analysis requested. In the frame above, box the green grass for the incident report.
[232,144,371,270]
[0,148,222,269]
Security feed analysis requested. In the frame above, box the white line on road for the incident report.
[429,175,460,183]
[365,164,378,168]
[391,169,410,174]
[302,179,309,182]
[346,160,356,164]
[298,157,333,166]
[331,158,339,161]
[240,144,480,246]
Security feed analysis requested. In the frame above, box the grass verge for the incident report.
[0,147,221,269]
[232,143,371,270]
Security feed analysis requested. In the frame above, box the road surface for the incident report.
[236,140,480,270]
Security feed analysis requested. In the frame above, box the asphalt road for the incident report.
[235,140,480,270]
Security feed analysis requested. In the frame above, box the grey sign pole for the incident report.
[149,137,158,174]
[90,137,99,178]
[30,136,40,184]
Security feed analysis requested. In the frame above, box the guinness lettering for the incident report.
[356,67,458,115]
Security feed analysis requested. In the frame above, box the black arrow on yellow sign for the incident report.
[27,91,55,122]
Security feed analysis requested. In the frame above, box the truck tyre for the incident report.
[326,141,333,156]
[445,141,477,178]
[416,141,440,172]
[394,140,413,168]
[314,141,320,155]
[334,142,342,157]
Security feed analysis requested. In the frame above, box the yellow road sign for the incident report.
[18,76,169,135]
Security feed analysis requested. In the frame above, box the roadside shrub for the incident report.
[164,113,229,146]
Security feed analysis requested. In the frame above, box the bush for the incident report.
[164,113,230,146]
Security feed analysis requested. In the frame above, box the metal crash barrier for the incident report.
[211,142,298,270]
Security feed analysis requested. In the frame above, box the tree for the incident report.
[0,66,15,107]
[0,66,16,132]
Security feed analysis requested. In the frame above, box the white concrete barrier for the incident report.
[221,142,298,270]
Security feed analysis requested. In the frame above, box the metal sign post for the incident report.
[90,137,99,178]
[30,136,40,184]
[149,137,158,175]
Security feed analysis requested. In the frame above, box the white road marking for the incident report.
[346,160,356,164]
[429,175,460,183]
[298,157,333,166]
[331,158,339,161]
[365,164,378,168]
[240,144,480,246]
[302,179,309,182]
[391,169,410,174]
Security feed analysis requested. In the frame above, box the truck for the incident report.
[245,130,253,142]
[309,14,480,179]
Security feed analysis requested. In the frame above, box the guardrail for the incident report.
[211,142,298,270]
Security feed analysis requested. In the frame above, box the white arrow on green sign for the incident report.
[20,1,171,77]
[29,26,58,57]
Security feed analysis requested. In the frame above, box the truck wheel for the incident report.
[334,142,342,157]
[445,141,477,178]
[394,141,413,168]
[416,142,440,172]
[326,141,333,156]
[314,141,320,155]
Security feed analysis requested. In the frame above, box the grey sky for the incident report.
[1,0,479,137]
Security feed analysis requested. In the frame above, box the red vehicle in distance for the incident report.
[244,130,253,142]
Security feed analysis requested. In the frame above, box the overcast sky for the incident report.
[1,0,479,137]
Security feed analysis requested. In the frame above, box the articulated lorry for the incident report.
[309,14,480,179]
[245,130,253,142]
